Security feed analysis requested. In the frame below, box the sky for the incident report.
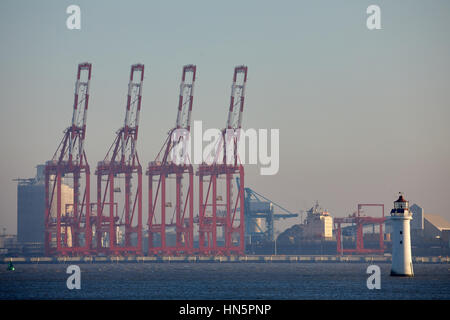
[0,0,449,235]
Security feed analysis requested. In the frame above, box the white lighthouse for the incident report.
[389,193,414,277]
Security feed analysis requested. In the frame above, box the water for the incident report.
[1,263,449,299]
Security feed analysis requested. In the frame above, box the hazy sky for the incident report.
[1,0,449,234]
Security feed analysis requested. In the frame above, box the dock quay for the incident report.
[1,255,449,264]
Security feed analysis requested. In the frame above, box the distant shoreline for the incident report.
[2,255,449,264]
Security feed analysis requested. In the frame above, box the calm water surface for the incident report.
[1,263,449,299]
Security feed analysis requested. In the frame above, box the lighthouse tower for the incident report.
[390,193,414,277]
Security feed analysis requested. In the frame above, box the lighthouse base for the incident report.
[390,270,414,277]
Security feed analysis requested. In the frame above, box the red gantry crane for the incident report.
[147,65,196,255]
[197,65,248,255]
[334,203,386,255]
[95,64,144,255]
[44,63,92,256]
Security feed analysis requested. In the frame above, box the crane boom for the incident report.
[222,65,248,165]
[158,64,196,164]
[226,65,247,130]
[176,64,196,130]
[69,62,92,164]
[122,64,144,164]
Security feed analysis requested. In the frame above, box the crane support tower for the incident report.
[95,64,144,255]
[197,66,248,255]
[44,63,92,256]
[147,65,196,255]
[334,204,386,255]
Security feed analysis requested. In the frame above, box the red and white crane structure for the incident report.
[147,65,196,255]
[44,63,93,256]
[96,64,144,255]
[334,203,386,255]
[197,65,247,255]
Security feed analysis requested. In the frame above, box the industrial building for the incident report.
[423,214,450,242]
[13,165,73,256]
[410,203,424,233]
[0,234,20,256]
[408,203,450,241]
[16,165,45,244]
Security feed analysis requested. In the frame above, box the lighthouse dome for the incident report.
[391,193,411,216]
